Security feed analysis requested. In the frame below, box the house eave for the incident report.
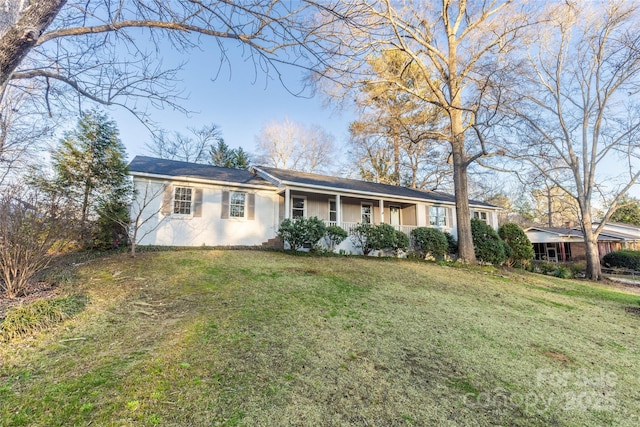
[130,171,277,191]
[252,167,497,209]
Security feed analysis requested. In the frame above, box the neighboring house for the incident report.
[128,156,500,252]
[525,223,640,262]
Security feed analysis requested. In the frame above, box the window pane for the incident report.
[329,200,336,222]
[173,187,192,215]
[292,197,305,218]
[230,192,246,217]
[362,205,371,223]
[430,206,446,226]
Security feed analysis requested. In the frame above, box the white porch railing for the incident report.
[324,221,418,237]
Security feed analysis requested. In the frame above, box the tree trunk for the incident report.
[452,144,476,264]
[581,210,602,280]
[547,187,553,227]
[0,0,67,85]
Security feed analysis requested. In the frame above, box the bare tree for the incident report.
[254,117,336,173]
[0,1,324,127]
[498,1,640,279]
[0,84,56,185]
[126,180,169,257]
[146,124,223,164]
[0,185,72,298]
[311,0,536,263]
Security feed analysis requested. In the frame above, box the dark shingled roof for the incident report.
[128,156,273,187]
[255,166,495,207]
[128,156,496,208]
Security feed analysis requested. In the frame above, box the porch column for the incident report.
[336,194,341,226]
[379,199,384,224]
[284,188,290,219]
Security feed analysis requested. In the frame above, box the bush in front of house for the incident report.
[471,218,506,265]
[325,225,348,252]
[411,227,448,259]
[602,250,640,271]
[277,216,327,251]
[498,222,534,268]
[444,231,458,255]
[351,223,409,256]
[351,222,376,255]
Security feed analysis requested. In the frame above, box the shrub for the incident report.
[351,222,376,255]
[277,217,327,251]
[602,250,640,270]
[411,227,448,259]
[0,295,88,341]
[351,223,409,256]
[325,225,348,252]
[373,223,399,252]
[498,223,534,268]
[444,232,458,255]
[392,228,410,254]
[471,218,506,265]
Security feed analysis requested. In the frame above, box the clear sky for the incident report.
[109,41,355,162]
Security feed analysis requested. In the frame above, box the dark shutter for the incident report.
[161,184,173,215]
[221,191,229,219]
[193,188,203,217]
[247,193,255,220]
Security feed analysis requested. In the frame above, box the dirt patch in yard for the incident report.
[624,306,640,317]
[542,350,572,364]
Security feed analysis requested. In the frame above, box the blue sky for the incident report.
[109,42,355,162]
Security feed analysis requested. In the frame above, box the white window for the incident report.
[474,211,488,222]
[173,187,192,215]
[292,197,305,218]
[361,203,372,224]
[230,192,246,218]
[430,206,447,227]
[329,199,337,222]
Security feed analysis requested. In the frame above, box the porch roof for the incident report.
[525,226,624,243]
[254,166,497,209]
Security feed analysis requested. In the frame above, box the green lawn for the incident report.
[1,250,639,426]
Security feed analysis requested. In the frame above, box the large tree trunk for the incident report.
[0,0,66,86]
[581,210,602,280]
[452,143,476,264]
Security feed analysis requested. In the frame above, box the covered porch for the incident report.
[278,188,422,237]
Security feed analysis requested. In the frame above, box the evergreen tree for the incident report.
[210,139,251,170]
[49,110,131,247]
[610,198,640,226]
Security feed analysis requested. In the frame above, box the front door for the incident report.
[390,206,401,226]
[546,244,558,262]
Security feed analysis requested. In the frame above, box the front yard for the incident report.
[1,250,639,426]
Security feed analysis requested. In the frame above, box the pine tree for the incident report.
[49,110,131,247]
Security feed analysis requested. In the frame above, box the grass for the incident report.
[0,250,639,426]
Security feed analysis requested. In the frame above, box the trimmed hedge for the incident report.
[471,218,506,265]
[351,223,409,256]
[411,227,448,259]
[277,217,327,251]
[602,250,640,270]
[498,222,534,267]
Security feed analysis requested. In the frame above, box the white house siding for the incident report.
[133,178,278,247]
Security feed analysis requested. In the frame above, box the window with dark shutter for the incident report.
[193,188,203,217]
[221,191,230,219]
[247,193,255,220]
